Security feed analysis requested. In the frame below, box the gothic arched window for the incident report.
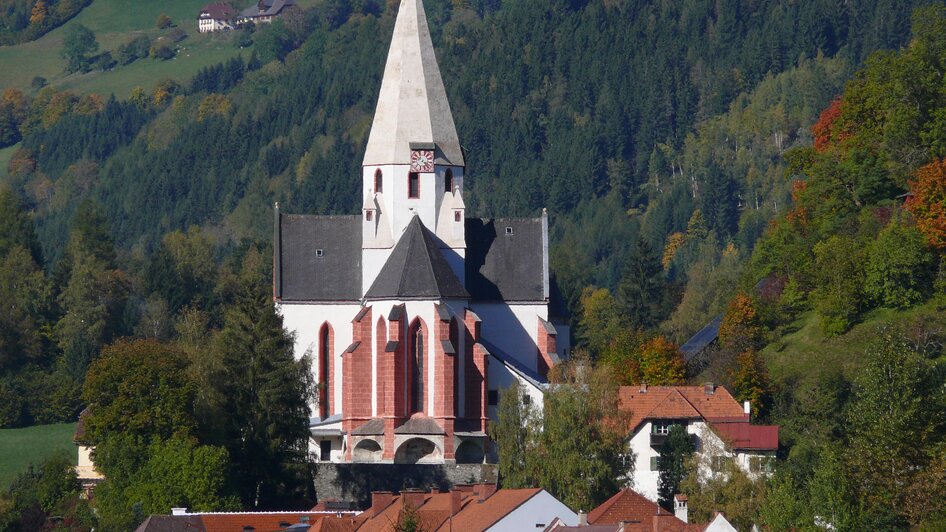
[374,169,383,193]
[409,318,425,414]
[319,323,333,419]
[444,169,453,194]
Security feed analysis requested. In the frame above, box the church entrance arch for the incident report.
[394,437,442,464]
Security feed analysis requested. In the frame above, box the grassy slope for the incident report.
[0,423,77,487]
[762,303,944,383]
[0,0,320,97]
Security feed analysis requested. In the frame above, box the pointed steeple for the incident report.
[362,0,464,167]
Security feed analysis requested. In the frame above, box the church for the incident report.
[273,0,568,465]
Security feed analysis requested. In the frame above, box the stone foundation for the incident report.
[312,463,498,507]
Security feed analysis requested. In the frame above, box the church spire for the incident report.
[362,0,464,167]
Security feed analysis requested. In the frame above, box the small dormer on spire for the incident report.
[362,0,463,167]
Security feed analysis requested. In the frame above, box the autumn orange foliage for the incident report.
[906,159,946,249]
[811,97,846,152]
[718,293,763,351]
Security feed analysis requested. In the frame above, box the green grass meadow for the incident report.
[0,0,256,97]
[0,423,77,488]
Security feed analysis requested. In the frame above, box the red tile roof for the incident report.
[711,421,779,450]
[439,488,541,531]
[586,489,705,531]
[618,385,748,432]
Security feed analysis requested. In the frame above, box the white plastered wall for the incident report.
[487,490,578,530]
[486,359,544,421]
[278,302,361,419]
[471,302,547,372]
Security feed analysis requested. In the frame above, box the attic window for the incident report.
[454,211,462,222]
[505,226,513,235]
[316,249,324,258]
[366,210,373,222]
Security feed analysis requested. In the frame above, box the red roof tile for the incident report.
[586,489,705,531]
[618,385,748,432]
[198,513,326,532]
[711,421,779,450]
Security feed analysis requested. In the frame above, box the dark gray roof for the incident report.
[680,314,723,361]
[274,210,362,302]
[465,217,548,302]
[351,418,385,435]
[364,216,469,300]
[394,416,445,434]
[133,515,203,532]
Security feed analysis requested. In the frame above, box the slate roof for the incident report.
[679,314,722,361]
[364,216,469,300]
[274,210,362,302]
[465,217,547,302]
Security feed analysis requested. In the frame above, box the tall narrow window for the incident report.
[408,172,420,198]
[319,323,332,418]
[374,169,383,193]
[409,319,425,413]
[449,319,459,417]
[444,169,453,194]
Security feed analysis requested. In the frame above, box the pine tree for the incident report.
[657,424,694,510]
[617,237,667,330]
[206,280,314,508]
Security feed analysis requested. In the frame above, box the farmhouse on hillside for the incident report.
[238,0,298,25]
[197,2,237,32]
[620,384,779,502]
[273,0,569,466]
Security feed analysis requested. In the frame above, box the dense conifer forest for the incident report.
[2,0,946,530]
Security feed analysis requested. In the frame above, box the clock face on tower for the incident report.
[410,149,434,172]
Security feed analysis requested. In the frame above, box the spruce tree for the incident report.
[618,237,666,329]
[206,280,314,508]
[657,424,694,510]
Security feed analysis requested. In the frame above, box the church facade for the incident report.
[273,0,568,465]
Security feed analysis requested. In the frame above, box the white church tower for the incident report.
[361,0,466,293]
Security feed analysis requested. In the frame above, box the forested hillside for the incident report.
[2,0,946,529]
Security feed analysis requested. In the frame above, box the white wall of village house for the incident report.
[629,420,776,502]
[487,490,578,530]
[486,360,544,422]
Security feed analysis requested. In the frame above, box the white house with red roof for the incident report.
[197,2,237,32]
[619,384,778,502]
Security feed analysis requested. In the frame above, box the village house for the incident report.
[134,484,578,531]
[274,0,568,466]
[620,384,778,502]
[72,408,103,497]
[238,0,298,25]
[548,488,737,531]
[197,2,237,33]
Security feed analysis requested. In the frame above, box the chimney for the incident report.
[639,383,647,393]
[703,382,715,395]
[674,494,688,523]
[578,511,588,526]
[450,489,463,516]
[402,488,426,510]
[171,508,188,516]
[743,400,751,417]
[474,483,497,502]
[371,491,395,517]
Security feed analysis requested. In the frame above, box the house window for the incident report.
[522,393,531,405]
[749,456,774,473]
[711,455,732,473]
[652,421,680,435]
[487,390,498,406]
[650,456,661,471]
[365,210,373,222]
[454,211,462,222]
[316,249,324,258]
[374,169,383,193]
[408,172,420,198]
[319,440,331,461]
[444,169,453,193]
[505,226,513,235]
